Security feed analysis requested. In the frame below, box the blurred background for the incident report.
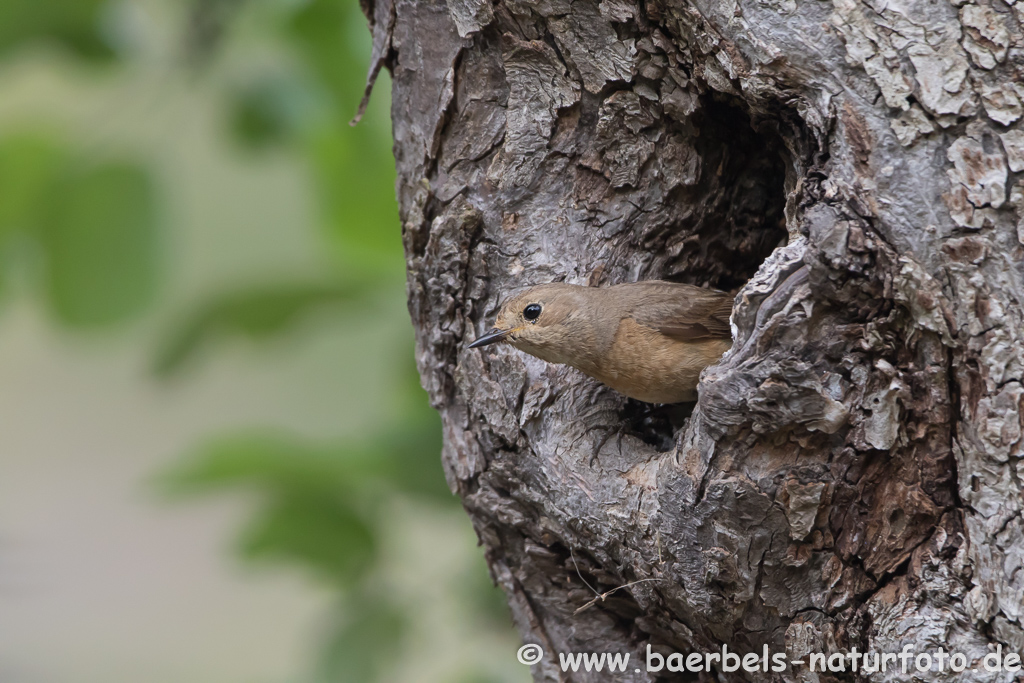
[0,1,526,681]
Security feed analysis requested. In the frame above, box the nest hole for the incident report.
[662,95,790,290]
[625,95,791,450]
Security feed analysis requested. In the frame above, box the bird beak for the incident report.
[469,327,510,348]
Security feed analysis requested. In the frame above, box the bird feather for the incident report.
[620,282,733,342]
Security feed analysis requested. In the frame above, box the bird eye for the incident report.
[523,303,542,322]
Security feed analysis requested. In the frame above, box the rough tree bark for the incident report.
[361,0,1024,678]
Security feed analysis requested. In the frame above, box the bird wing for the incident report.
[625,282,734,342]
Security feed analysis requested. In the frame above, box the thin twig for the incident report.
[569,546,601,598]
[573,578,663,615]
[568,546,662,615]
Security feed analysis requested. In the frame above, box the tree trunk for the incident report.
[363,0,1024,678]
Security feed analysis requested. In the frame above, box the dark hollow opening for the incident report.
[622,95,790,450]
[619,401,693,452]
[660,95,789,291]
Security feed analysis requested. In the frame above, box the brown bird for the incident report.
[469,281,734,403]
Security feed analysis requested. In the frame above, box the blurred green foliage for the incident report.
[153,280,363,375]
[284,1,403,264]
[162,411,450,588]
[164,1,484,680]
[0,0,115,61]
[0,1,517,681]
[228,76,312,149]
[41,162,159,326]
[159,394,453,680]
[0,132,159,327]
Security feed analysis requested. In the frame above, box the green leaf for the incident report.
[228,77,314,150]
[0,0,116,60]
[318,594,405,683]
[157,423,451,503]
[309,123,402,261]
[285,0,368,112]
[183,0,246,65]
[0,133,66,239]
[38,162,159,327]
[159,435,381,585]
[374,406,451,503]
[153,281,361,376]
[157,434,376,495]
[280,0,402,264]
[238,491,376,585]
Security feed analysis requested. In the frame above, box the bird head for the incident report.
[468,283,596,367]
